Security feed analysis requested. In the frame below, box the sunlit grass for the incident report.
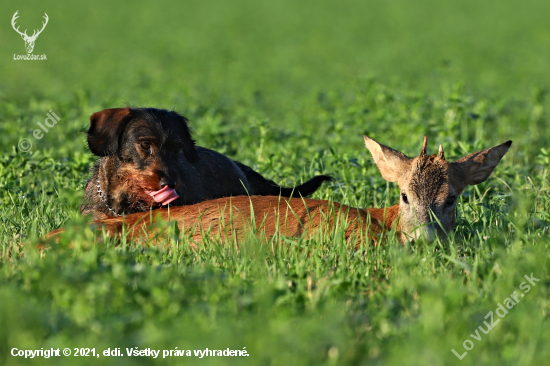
[1,0,550,364]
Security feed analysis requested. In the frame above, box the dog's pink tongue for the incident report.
[146,186,179,206]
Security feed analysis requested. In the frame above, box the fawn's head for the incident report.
[364,136,512,242]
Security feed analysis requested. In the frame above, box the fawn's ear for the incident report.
[363,135,412,182]
[168,111,199,162]
[451,140,512,186]
[87,108,132,156]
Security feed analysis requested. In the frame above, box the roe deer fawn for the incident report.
[45,136,511,247]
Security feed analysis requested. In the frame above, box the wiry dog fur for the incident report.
[81,107,331,220]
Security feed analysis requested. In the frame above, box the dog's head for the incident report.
[87,107,198,209]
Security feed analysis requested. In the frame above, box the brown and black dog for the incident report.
[81,107,331,220]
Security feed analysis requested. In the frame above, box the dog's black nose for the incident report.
[160,177,176,189]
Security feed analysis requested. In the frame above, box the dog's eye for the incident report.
[445,196,456,208]
[140,142,151,151]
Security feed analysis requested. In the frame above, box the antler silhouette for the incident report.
[30,13,49,39]
[11,11,49,53]
[11,11,27,38]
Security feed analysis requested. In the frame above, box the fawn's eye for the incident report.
[140,142,151,151]
[401,193,409,204]
[445,196,456,208]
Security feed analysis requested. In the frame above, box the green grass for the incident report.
[1,0,550,365]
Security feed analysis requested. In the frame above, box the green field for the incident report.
[1,0,550,365]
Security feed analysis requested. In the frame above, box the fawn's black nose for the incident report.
[160,177,176,189]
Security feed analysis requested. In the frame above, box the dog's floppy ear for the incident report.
[87,108,132,156]
[170,111,199,162]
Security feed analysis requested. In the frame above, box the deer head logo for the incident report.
[11,11,49,54]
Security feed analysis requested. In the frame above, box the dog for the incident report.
[80,107,331,220]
